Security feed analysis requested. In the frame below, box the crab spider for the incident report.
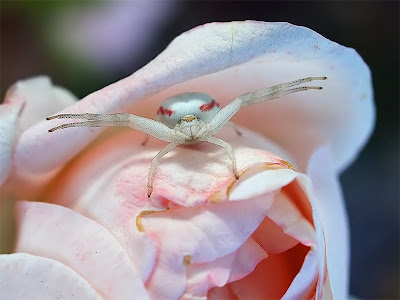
[47,76,327,197]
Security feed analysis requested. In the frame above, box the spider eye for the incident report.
[180,115,197,122]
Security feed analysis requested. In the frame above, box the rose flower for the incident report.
[0,21,374,299]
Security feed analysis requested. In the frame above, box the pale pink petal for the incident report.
[253,192,316,253]
[0,253,100,300]
[208,176,323,299]
[183,238,267,299]
[252,217,299,255]
[0,76,76,185]
[321,274,334,300]
[15,201,149,300]
[44,127,292,208]
[306,146,350,299]
[292,176,327,298]
[282,247,318,299]
[227,243,311,299]
[5,76,77,132]
[15,21,373,177]
[141,196,274,299]
[41,128,294,283]
[208,285,237,300]
[0,103,22,186]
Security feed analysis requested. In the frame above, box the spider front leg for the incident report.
[228,121,243,136]
[47,112,180,197]
[208,76,327,135]
[147,143,178,197]
[202,136,239,179]
[47,113,174,142]
[239,76,327,107]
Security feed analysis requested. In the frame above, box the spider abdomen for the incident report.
[156,92,221,128]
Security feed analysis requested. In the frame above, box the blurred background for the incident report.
[1,1,398,298]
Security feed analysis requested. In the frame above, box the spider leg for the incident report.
[208,76,326,135]
[228,121,242,136]
[147,143,177,197]
[203,136,239,179]
[47,113,174,142]
[239,82,322,107]
[142,134,150,146]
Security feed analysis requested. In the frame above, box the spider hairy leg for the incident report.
[46,113,133,132]
[228,121,242,136]
[240,76,327,107]
[47,113,175,143]
[208,76,327,135]
[147,143,177,197]
[202,136,239,179]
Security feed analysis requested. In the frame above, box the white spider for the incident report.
[47,76,326,197]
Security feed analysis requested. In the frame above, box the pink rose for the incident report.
[0,21,374,299]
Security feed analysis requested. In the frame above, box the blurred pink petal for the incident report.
[15,21,373,177]
[15,201,149,299]
[0,253,101,300]
[0,76,77,185]
[52,1,178,71]
[5,76,77,132]
[0,101,22,186]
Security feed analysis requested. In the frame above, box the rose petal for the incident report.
[141,195,274,299]
[282,247,318,299]
[0,253,100,299]
[294,175,327,298]
[5,76,77,132]
[42,127,295,284]
[306,146,350,299]
[15,21,373,177]
[14,201,149,299]
[183,237,267,299]
[45,127,291,208]
[225,243,311,299]
[0,102,22,186]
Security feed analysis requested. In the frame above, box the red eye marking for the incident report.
[199,99,220,112]
[157,106,174,116]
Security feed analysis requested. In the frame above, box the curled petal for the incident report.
[0,253,101,300]
[15,21,373,176]
[1,76,77,182]
[4,76,77,132]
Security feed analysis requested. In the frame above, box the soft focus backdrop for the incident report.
[1,1,398,299]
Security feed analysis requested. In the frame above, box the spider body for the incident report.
[156,92,221,129]
[47,76,327,197]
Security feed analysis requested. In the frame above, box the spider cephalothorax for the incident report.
[47,76,326,196]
